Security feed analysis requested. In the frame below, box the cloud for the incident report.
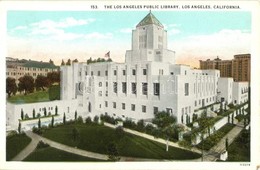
[168,28,181,35]
[84,32,113,39]
[13,26,27,30]
[170,29,251,67]
[30,17,95,29]
[119,28,132,34]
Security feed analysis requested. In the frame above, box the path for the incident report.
[202,121,244,161]
[13,131,190,162]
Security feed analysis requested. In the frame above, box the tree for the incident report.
[18,75,34,95]
[74,111,77,121]
[225,137,229,150]
[44,107,47,117]
[87,57,92,64]
[49,59,54,64]
[66,59,71,66]
[51,115,54,128]
[73,59,78,63]
[47,71,60,85]
[38,118,41,129]
[72,127,79,141]
[35,75,49,91]
[6,77,17,97]
[55,106,58,115]
[94,115,99,124]
[63,113,66,124]
[18,122,21,134]
[152,111,176,129]
[33,109,35,118]
[21,109,24,120]
[231,113,234,124]
[152,111,177,151]
[107,142,120,161]
[61,59,65,66]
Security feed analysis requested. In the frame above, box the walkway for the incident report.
[12,131,181,162]
[202,121,244,161]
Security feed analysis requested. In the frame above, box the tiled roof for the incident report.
[137,12,163,28]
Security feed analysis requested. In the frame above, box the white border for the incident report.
[0,1,259,170]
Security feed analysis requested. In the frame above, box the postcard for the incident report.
[0,0,259,170]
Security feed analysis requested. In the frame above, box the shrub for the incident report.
[37,140,49,149]
[7,130,18,137]
[123,119,137,129]
[24,113,29,120]
[94,115,99,124]
[77,116,84,124]
[100,114,116,124]
[49,84,60,101]
[85,117,92,124]
[115,126,124,138]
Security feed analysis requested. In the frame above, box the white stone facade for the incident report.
[60,12,224,124]
[6,12,249,131]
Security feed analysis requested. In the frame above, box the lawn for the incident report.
[7,91,50,104]
[42,124,201,160]
[24,146,104,162]
[6,133,32,161]
[227,129,250,162]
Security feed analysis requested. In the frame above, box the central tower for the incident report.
[125,12,175,64]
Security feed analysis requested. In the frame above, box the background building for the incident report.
[200,54,250,82]
[6,57,59,83]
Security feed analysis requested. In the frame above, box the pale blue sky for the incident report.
[7,11,251,67]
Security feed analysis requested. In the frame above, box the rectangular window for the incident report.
[114,70,117,76]
[106,82,108,87]
[105,101,108,107]
[132,69,136,75]
[142,105,146,113]
[122,82,127,94]
[113,82,117,93]
[123,70,126,76]
[131,104,135,111]
[105,70,108,76]
[166,108,172,114]
[185,83,189,96]
[91,71,93,76]
[153,107,158,114]
[142,83,148,95]
[113,102,116,109]
[85,71,88,75]
[143,69,147,75]
[132,83,137,94]
[153,83,160,96]
[98,71,100,76]
[122,103,125,110]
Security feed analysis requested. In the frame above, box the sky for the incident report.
[7,11,251,68]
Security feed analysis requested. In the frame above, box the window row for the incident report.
[105,101,159,114]
[83,69,147,77]
[111,82,159,96]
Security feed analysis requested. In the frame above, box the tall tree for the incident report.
[38,118,41,129]
[47,71,60,85]
[61,59,65,66]
[18,122,21,134]
[152,111,176,151]
[51,115,54,128]
[66,59,71,66]
[6,77,17,97]
[35,75,49,91]
[63,113,66,124]
[18,75,34,95]
[49,59,54,64]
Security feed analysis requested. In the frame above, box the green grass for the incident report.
[6,133,32,161]
[227,129,250,162]
[42,124,201,160]
[23,146,104,162]
[7,91,50,104]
